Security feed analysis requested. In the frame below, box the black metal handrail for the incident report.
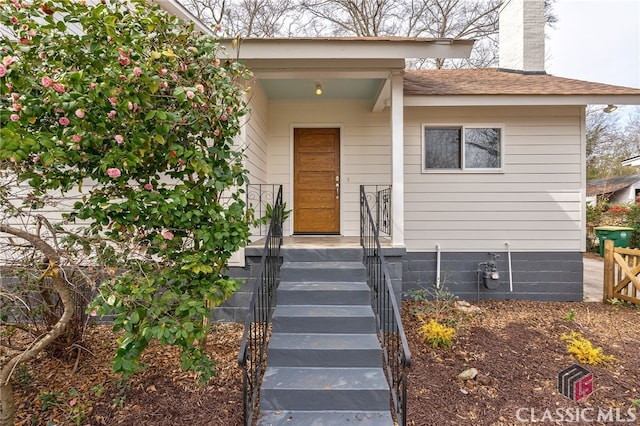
[360,185,392,238]
[360,185,411,426]
[247,184,282,236]
[238,185,284,425]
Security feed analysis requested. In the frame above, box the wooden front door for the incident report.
[294,128,340,234]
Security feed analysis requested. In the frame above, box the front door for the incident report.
[293,128,340,234]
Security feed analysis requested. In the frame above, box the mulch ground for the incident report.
[10,300,640,425]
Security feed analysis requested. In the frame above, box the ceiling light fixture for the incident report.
[315,83,322,96]
[603,104,618,113]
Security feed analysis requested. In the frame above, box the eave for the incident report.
[219,37,475,62]
[404,95,640,107]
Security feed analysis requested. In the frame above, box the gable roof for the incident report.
[404,68,640,107]
[587,174,640,197]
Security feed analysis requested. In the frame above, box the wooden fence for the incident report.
[603,239,640,305]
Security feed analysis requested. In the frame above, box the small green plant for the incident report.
[563,308,576,322]
[38,391,62,410]
[418,317,455,349]
[15,365,33,388]
[112,378,129,409]
[561,331,617,366]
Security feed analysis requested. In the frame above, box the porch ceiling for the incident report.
[260,78,386,101]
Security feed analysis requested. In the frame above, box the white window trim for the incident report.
[421,123,505,174]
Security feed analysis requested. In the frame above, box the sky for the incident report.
[546,0,640,89]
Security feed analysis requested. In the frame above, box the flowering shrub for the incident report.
[561,332,616,366]
[418,317,455,349]
[1,0,253,382]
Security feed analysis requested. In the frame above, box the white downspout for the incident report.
[436,244,441,289]
[505,242,513,292]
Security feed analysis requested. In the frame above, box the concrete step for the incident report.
[257,410,394,425]
[280,262,366,282]
[282,247,363,263]
[272,305,377,333]
[267,333,382,367]
[277,281,371,305]
[260,367,391,412]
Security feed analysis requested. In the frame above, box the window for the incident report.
[423,125,503,172]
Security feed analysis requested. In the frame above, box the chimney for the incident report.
[499,0,546,73]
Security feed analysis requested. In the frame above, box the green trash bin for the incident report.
[594,226,634,256]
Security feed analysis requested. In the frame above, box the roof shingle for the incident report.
[404,68,640,96]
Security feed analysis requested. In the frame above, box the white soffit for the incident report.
[219,38,475,61]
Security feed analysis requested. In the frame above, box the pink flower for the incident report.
[107,110,116,120]
[171,73,178,82]
[195,84,204,93]
[106,168,121,178]
[161,230,174,240]
[75,109,85,119]
[0,65,6,78]
[2,56,17,66]
[52,82,65,93]
[38,52,46,60]
[186,90,195,99]
[220,114,227,121]
[159,68,167,76]
[160,82,169,90]
[213,129,220,136]
[32,155,40,163]
[127,101,133,110]
[108,97,117,107]
[72,134,81,143]
[10,16,18,25]
[118,56,130,66]
[89,82,97,90]
[41,76,53,87]
[119,74,126,81]
[133,66,142,77]
[12,102,21,112]
[89,310,97,317]
[10,114,19,122]
[114,134,124,144]
[144,183,153,190]
[59,117,70,126]
[213,58,220,67]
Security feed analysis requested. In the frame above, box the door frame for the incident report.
[289,123,344,235]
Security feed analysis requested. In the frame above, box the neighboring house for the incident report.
[587,174,640,205]
[622,155,640,167]
[215,0,640,312]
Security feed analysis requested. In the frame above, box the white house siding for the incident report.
[243,82,269,184]
[266,100,392,236]
[403,105,586,253]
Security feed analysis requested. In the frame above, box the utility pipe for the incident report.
[436,244,441,289]
[505,242,513,292]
